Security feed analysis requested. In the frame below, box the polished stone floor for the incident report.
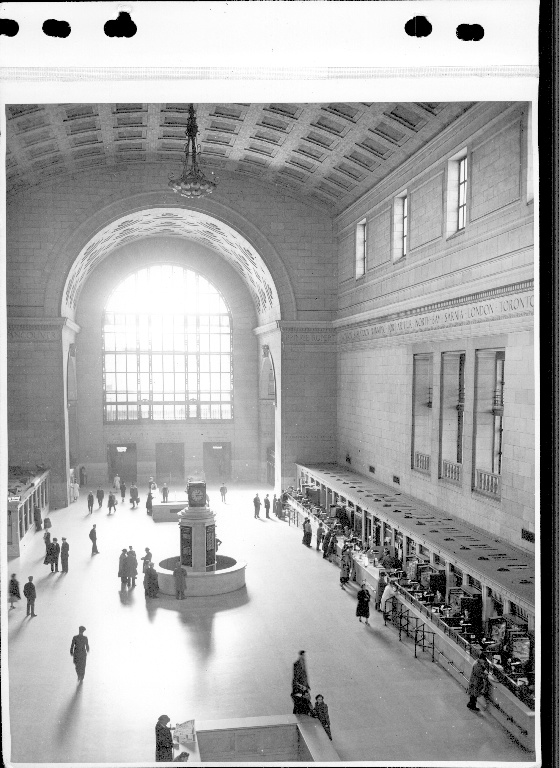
[6,484,536,765]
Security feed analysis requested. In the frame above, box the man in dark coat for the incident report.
[89,524,99,554]
[120,480,127,502]
[162,483,169,502]
[33,505,42,531]
[141,547,153,573]
[87,491,94,514]
[467,657,489,711]
[293,650,309,691]
[146,492,153,515]
[264,494,271,518]
[155,715,175,762]
[130,484,139,508]
[322,528,332,559]
[23,576,37,617]
[253,493,261,518]
[50,538,60,572]
[126,547,138,587]
[96,487,104,508]
[60,537,70,572]
[118,549,128,589]
[70,625,90,682]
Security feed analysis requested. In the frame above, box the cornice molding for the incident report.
[7,317,81,342]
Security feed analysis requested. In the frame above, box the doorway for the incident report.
[203,442,231,481]
[107,444,137,484]
[156,443,185,485]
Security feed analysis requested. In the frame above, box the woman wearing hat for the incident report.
[356,582,371,625]
[155,715,175,762]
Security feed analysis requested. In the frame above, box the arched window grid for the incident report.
[102,266,233,423]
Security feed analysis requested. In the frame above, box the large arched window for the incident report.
[102,265,233,422]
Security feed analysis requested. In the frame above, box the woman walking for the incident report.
[356,582,371,625]
[9,574,21,609]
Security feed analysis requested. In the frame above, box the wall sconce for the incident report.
[262,345,270,358]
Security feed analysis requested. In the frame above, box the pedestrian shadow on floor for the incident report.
[118,588,136,607]
[158,586,250,663]
[7,613,33,639]
[55,684,84,744]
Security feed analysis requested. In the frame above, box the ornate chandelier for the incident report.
[168,104,217,198]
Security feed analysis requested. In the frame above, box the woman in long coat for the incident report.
[356,582,371,624]
[144,562,159,598]
[9,574,21,608]
[155,715,174,762]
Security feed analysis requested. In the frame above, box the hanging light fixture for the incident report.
[168,104,217,198]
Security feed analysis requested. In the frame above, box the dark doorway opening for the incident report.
[107,444,137,484]
[203,442,231,481]
[156,443,185,485]
[266,445,275,486]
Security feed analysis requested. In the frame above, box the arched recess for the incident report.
[43,193,297,323]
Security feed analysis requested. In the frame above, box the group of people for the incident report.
[253,492,282,519]
[85,477,174,515]
[42,530,70,573]
[290,651,332,741]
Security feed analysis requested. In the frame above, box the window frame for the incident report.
[355,218,367,279]
[446,147,468,238]
[102,267,234,424]
[392,191,408,263]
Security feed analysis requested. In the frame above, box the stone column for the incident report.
[7,317,80,509]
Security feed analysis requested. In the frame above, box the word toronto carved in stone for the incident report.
[339,291,533,345]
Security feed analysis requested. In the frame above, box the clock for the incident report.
[188,482,206,507]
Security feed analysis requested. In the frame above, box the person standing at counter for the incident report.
[375,573,387,612]
[303,518,312,547]
[356,582,371,625]
[322,528,332,559]
[380,578,398,614]
[155,715,175,762]
[467,657,489,712]
[316,522,325,551]
[339,545,351,588]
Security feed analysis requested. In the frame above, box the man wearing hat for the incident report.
[70,625,90,682]
[60,537,70,572]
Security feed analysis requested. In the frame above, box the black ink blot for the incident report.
[456,24,484,42]
[104,11,137,38]
[0,18,19,36]
[405,16,432,38]
[43,19,71,38]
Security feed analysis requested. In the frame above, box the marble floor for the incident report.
[5,484,536,765]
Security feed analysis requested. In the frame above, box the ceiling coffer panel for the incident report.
[6,102,475,213]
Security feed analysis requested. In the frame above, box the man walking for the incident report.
[264,494,271,518]
[130,483,139,508]
[87,491,94,514]
[120,480,127,503]
[70,625,90,683]
[89,524,99,554]
[60,537,70,572]
[23,576,37,617]
[107,491,117,514]
[253,493,261,518]
[173,562,186,599]
[96,487,104,509]
[220,483,227,503]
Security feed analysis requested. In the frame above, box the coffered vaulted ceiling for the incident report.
[6,102,474,213]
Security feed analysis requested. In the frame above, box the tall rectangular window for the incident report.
[355,219,367,278]
[457,156,468,230]
[411,353,433,473]
[392,191,408,262]
[473,349,505,497]
[439,351,465,484]
[446,148,468,237]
